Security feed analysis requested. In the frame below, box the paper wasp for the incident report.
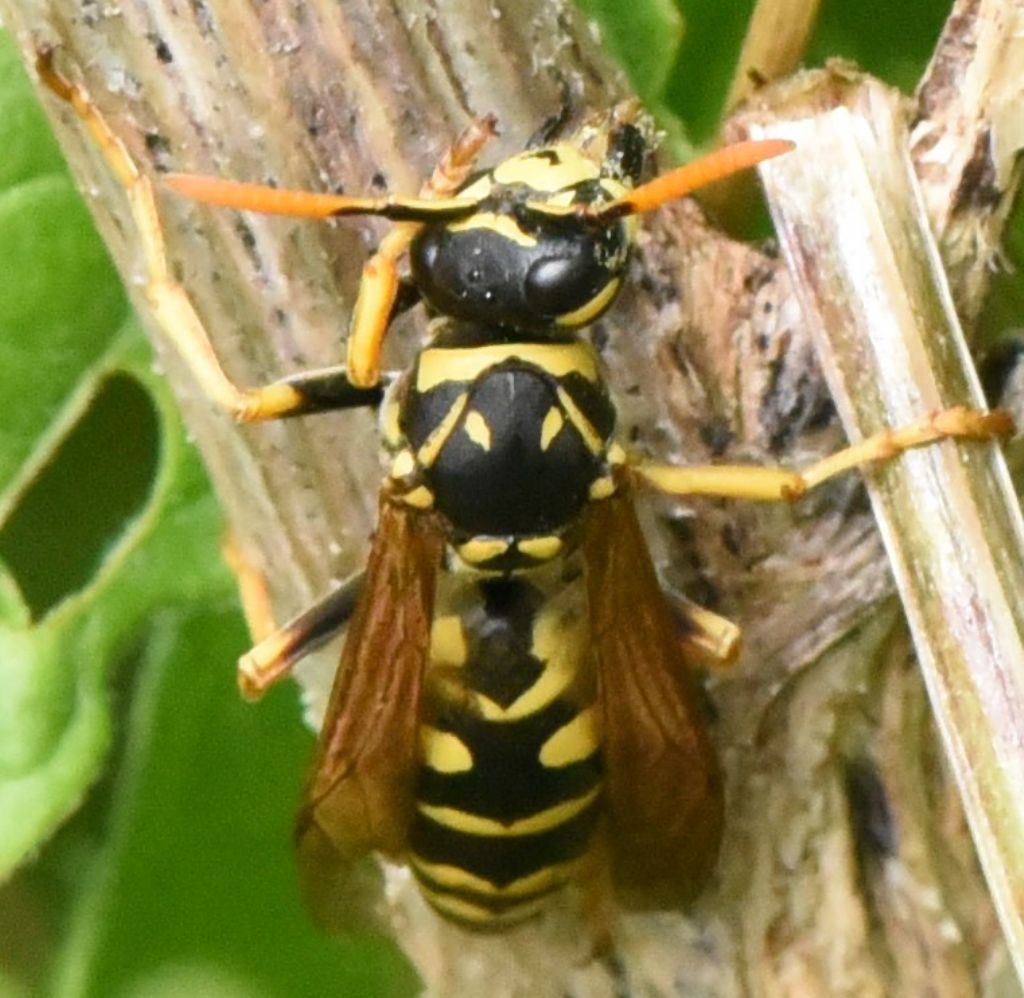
[37,49,1012,932]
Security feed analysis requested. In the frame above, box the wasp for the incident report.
[37,50,1012,932]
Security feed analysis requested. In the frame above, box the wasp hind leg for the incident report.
[223,532,365,700]
[35,50,388,422]
[234,572,365,700]
[633,406,1013,502]
[665,592,741,669]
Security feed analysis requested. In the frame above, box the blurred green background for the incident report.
[0,2,1019,995]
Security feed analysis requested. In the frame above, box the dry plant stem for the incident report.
[5,0,1024,994]
[913,0,1024,325]
[745,70,1024,983]
[0,0,622,719]
[703,0,822,230]
[724,0,823,114]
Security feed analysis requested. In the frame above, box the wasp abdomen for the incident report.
[410,567,601,928]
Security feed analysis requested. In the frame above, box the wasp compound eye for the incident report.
[524,251,609,319]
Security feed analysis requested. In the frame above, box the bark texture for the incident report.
[3,0,1022,994]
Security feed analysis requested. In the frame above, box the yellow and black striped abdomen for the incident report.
[410,563,601,928]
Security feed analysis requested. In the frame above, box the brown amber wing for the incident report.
[295,495,443,921]
[582,490,724,909]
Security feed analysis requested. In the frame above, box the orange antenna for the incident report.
[587,138,795,221]
[164,174,480,223]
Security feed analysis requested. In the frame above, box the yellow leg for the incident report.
[237,574,363,700]
[345,115,498,388]
[671,596,741,669]
[36,50,379,422]
[221,532,278,644]
[633,406,1013,501]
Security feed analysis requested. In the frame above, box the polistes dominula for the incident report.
[36,49,1013,933]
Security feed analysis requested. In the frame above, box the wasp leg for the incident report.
[632,406,1013,501]
[665,592,741,669]
[345,115,499,388]
[34,51,381,423]
[221,532,279,645]
[238,573,364,700]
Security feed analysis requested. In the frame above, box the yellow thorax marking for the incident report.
[389,448,416,479]
[463,410,492,450]
[399,485,434,509]
[539,407,565,451]
[517,535,563,561]
[415,392,469,466]
[555,385,604,455]
[416,342,600,392]
[457,537,510,564]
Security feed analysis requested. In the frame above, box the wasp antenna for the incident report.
[588,138,795,221]
[164,174,480,222]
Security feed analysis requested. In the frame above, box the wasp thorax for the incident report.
[409,144,635,332]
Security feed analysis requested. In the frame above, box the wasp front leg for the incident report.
[344,115,498,388]
[35,50,384,422]
[632,406,1013,502]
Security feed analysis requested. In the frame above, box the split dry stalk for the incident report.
[3,0,1023,994]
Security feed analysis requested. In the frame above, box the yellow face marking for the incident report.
[539,707,599,768]
[417,786,599,837]
[430,615,468,667]
[463,410,492,451]
[525,176,632,216]
[400,485,434,509]
[415,392,469,467]
[411,855,580,897]
[447,212,537,248]
[493,144,600,192]
[416,341,599,392]
[589,476,616,500]
[389,449,416,479]
[517,534,563,561]
[458,173,494,201]
[539,407,565,451]
[555,385,605,456]
[420,726,474,773]
[607,442,627,466]
[457,537,510,564]
[555,276,621,327]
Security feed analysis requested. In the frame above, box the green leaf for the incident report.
[575,0,693,160]
[51,609,414,998]
[0,31,414,997]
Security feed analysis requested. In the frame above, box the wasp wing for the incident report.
[295,495,443,928]
[583,489,724,910]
